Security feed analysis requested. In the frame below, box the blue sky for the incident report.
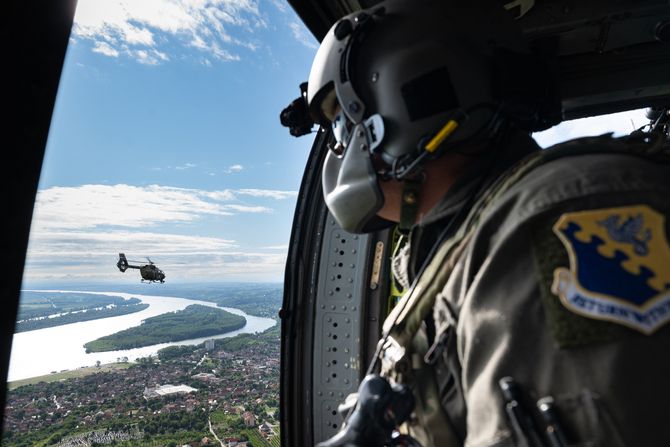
[23,0,649,284]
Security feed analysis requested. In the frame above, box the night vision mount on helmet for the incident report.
[281,0,560,233]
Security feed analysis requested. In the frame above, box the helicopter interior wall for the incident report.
[281,128,333,447]
[287,0,670,120]
[311,216,371,442]
[309,217,394,444]
[280,123,392,446]
[1,0,76,430]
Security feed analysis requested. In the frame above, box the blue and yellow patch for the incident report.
[552,205,670,334]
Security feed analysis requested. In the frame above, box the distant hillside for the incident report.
[84,304,246,352]
[135,283,284,319]
[48,283,285,319]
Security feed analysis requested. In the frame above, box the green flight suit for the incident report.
[383,130,670,447]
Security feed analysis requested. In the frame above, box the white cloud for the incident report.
[23,253,287,282]
[533,109,648,148]
[175,163,197,170]
[225,164,244,173]
[269,0,287,13]
[27,230,237,257]
[23,231,286,282]
[22,183,297,282]
[236,189,298,200]
[92,41,120,57]
[289,21,317,49]
[200,190,237,201]
[31,184,290,232]
[192,40,241,61]
[72,0,262,64]
[223,204,271,213]
[133,49,170,65]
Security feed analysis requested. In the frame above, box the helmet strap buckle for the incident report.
[399,178,422,233]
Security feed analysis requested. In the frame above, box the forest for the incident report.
[83,304,246,352]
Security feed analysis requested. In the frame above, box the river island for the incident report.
[84,304,247,352]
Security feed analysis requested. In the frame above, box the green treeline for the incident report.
[15,303,149,333]
[18,292,141,320]
[214,323,280,352]
[156,323,279,361]
[92,283,283,318]
[84,305,246,352]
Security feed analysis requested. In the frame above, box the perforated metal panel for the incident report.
[312,215,371,443]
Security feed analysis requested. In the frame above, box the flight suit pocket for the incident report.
[432,292,468,441]
[551,389,626,447]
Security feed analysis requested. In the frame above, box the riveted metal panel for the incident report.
[312,214,371,443]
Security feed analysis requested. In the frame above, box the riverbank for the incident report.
[7,362,132,390]
[9,290,276,381]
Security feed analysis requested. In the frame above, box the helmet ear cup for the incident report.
[344,0,534,161]
[357,43,497,162]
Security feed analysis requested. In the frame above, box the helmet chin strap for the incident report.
[393,116,462,232]
[389,108,488,232]
[398,177,422,233]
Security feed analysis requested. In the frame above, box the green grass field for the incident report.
[7,362,132,390]
[269,432,281,447]
[244,429,272,447]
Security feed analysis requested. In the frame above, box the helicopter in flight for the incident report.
[116,253,166,283]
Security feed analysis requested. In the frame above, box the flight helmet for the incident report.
[307,0,554,233]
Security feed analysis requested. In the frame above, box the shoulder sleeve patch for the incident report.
[530,205,670,347]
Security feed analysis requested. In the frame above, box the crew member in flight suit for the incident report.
[288,0,670,445]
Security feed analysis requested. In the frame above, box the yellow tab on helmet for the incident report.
[425,119,459,153]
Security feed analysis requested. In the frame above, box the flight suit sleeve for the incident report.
[434,153,670,447]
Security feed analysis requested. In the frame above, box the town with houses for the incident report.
[2,329,281,447]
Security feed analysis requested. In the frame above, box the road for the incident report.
[208,415,225,447]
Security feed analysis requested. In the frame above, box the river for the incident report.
[8,290,276,382]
